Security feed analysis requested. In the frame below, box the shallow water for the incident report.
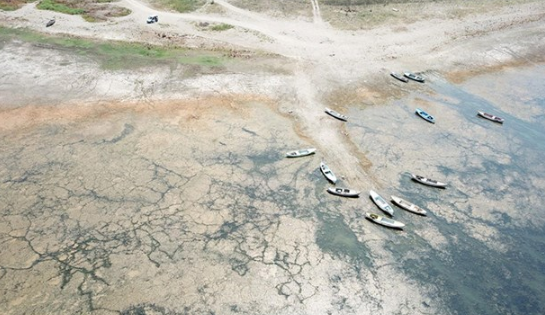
[348,64,545,314]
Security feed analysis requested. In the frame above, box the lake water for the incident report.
[346,64,545,315]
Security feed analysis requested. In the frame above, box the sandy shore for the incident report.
[1,1,545,314]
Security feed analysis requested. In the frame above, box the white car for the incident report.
[147,15,158,24]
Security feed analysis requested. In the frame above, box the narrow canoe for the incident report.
[391,72,408,83]
[477,111,504,124]
[404,72,425,83]
[327,187,360,198]
[415,108,435,124]
[320,161,337,184]
[365,212,405,229]
[411,174,447,188]
[369,190,394,216]
[286,148,316,158]
[325,108,348,121]
[391,195,427,216]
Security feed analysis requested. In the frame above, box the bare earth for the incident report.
[1,0,545,314]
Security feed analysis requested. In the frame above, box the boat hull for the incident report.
[325,108,348,121]
[365,213,405,229]
[411,174,447,188]
[370,190,394,216]
[415,108,435,124]
[404,72,425,83]
[391,72,408,83]
[320,162,337,184]
[478,111,504,124]
[327,187,360,198]
[391,195,427,216]
[286,148,316,158]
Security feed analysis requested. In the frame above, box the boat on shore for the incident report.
[391,195,427,216]
[286,148,316,158]
[365,213,405,229]
[477,111,504,124]
[415,108,435,124]
[369,190,394,216]
[324,108,348,121]
[327,187,360,198]
[391,72,408,83]
[404,72,425,83]
[320,161,337,184]
[411,174,447,188]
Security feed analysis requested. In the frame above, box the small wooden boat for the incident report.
[320,161,337,184]
[324,108,348,121]
[286,148,316,158]
[369,190,394,216]
[390,72,408,83]
[404,72,425,83]
[411,174,447,188]
[391,195,427,216]
[327,187,360,198]
[365,213,405,229]
[46,19,55,27]
[415,108,435,124]
[477,111,504,124]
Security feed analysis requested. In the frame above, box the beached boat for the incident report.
[369,190,394,216]
[415,108,435,124]
[327,187,360,198]
[411,174,447,188]
[404,72,425,83]
[391,195,427,216]
[391,72,408,83]
[46,19,55,27]
[324,108,348,121]
[477,111,504,124]
[320,161,337,184]
[286,148,316,158]
[365,212,405,229]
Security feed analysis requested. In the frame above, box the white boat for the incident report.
[411,174,447,188]
[477,111,504,124]
[404,72,425,83]
[390,72,408,83]
[286,148,316,158]
[369,190,394,216]
[365,212,405,229]
[327,187,360,198]
[324,108,348,121]
[320,161,337,184]
[391,195,427,216]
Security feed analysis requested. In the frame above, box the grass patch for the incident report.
[151,0,206,13]
[0,0,35,11]
[210,23,234,32]
[37,0,85,15]
[0,26,227,70]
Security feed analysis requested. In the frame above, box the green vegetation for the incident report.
[210,23,234,31]
[37,0,85,15]
[0,0,35,11]
[0,26,226,70]
[152,0,206,13]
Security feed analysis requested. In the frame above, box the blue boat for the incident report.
[415,108,435,124]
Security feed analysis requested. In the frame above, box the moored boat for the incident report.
[369,190,394,216]
[327,187,360,198]
[320,161,337,184]
[391,195,427,216]
[411,174,447,188]
[325,108,348,121]
[477,111,504,124]
[415,108,435,124]
[365,212,405,229]
[391,72,408,83]
[286,148,316,158]
[404,72,425,83]
[46,19,55,27]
